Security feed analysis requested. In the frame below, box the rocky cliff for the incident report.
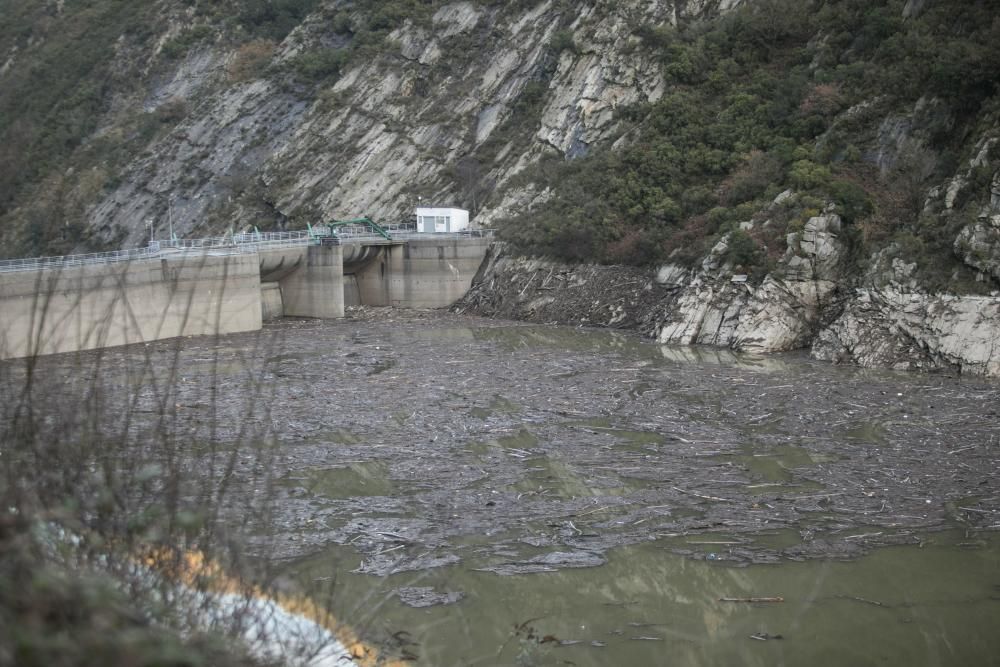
[457,219,1000,377]
[0,0,742,250]
[457,133,1000,377]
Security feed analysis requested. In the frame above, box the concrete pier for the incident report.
[279,244,345,319]
[349,237,492,308]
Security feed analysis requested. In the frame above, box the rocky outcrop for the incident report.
[955,211,1000,282]
[657,213,846,353]
[813,289,1000,376]
[458,205,1000,377]
[934,137,1000,283]
[953,160,1000,281]
[91,80,310,244]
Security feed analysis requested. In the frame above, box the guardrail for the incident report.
[0,228,495,274]
[0,246,164,274]
[317,229,494,243]
[397,230,494,239]
[159,231,316,249]
[0,241,258,275]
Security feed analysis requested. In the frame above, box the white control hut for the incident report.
[415,207,470,233]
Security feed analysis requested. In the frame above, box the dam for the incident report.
[0,227,492,360]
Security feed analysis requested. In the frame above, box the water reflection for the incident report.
[285,532,999,666]
[657,344,798,373]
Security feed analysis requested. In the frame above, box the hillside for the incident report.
[1,0,999,372]
[0,0,727,253]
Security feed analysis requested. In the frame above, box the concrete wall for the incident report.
[341,244,391,308]
[0,252,262,360]
[261,283,284,320]
[280,244,344,319]
[343,274,362,307]
[0,238,486,359]
[352,237,490,308]
[258,247,305,282]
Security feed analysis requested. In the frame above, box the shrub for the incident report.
[161,25,214,60]
[829,178,872,223]
[550,29,577,54]
[605,227,662,265]
[789,159,833,190]
[288,48,349,83]
[717,149,785,205]
[723,228,763,269]
[237,0,322,40]
[799,83,844,117]
[227,39,277,82]
[635,24,675,52]
[155,97,188,124]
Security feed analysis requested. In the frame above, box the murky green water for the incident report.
[711,445,831,495]
[287,531,1000,666]
[256,318,1000,666]
[37,312,995,665]
[505,456,654,499]
[283,462,393,498]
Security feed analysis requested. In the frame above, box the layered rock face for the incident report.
[813,140,1000,376]
[954,201,1000,284]
[459,199,1000,376]
[457,98,1000,377]
[657,213,846,353]
[85,0,736,246]
[812,289,1000,376]
[9,0,999,376]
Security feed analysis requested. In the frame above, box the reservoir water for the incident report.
[6,310,998,665]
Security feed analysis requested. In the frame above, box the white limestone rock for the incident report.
[732,277,838,353]
[783,214,844,281]
[955,212,1000,281]
[656,278,749,346]
[655,263,689,286]
[658,214,846,353]
[813,289,1000,376]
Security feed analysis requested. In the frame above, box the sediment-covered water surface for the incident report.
[7,308,999,665]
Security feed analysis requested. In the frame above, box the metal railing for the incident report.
[0,246,164,274]
[323,224,382,239]
[0,239,256,275]
[318,227,493,242]
[376,229,495,241]
[384,222,417,234]
[0,228,494,274]
[158,230,316,249]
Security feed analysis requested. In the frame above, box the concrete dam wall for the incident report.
[347,237,493,309]
[0,238,490,360]
[0,251,263,359]
[262,237,492,317]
